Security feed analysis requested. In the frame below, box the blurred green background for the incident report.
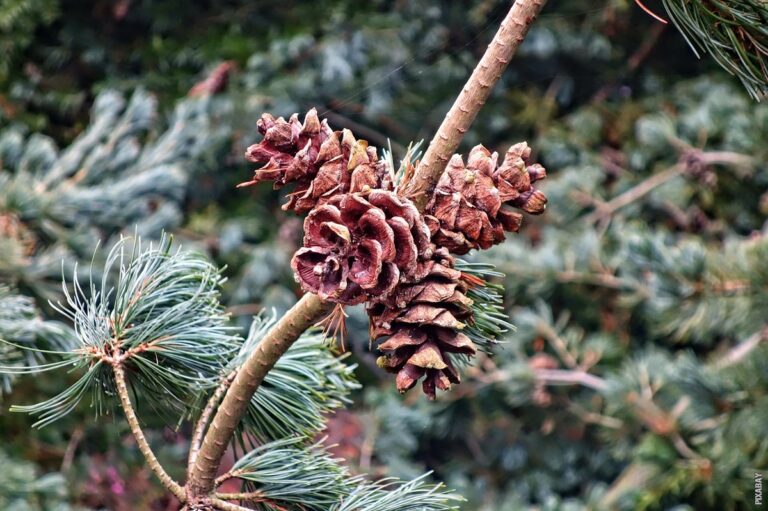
[1,1,766,510]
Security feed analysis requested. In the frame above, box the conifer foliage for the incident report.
[1,0,767,510]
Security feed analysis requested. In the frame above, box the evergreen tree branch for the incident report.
[214,491,268,501]
[661,0,768,100]
[188,0,549,499]
[584,163,684,223]
[112,361,186,501]
[404,0,549,210]
[188,371,236,470]
[534,368,608,391]
[584,149,755,223]
[187,294,332,496]
[209,498,255,511]
[715,326,768,368]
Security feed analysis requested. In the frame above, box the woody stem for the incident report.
[186,294,331,496]
[186,0,548,499]
[113,362,186,501]
[406,0,549,210]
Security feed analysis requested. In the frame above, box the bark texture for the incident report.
[404,0,549,210]
[114,363,186,501]
[186,294,331,496]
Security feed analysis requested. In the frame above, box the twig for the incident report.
[591,23,666,104]
[534,368,608,392]
[566,401,623,429]
[584,149,755,223]
[600,462,661,509]
[715,327,768,369]
[214,492,289,510]
[499,264,637,291]
[404,0,549,209]
[187,0,549,499]
[359,414,379,472]
[60,426,84,474]
[113,362,186,501]
[214,469,243,488]
[187,293,332,496]
[584,164,683,223]
[188,371,237,471]
[210,498,255,511]
[535,321,580,368]
[215,491,267,501]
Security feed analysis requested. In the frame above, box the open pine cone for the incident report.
[368,247,477,399]
[291,190,432,305]
[241,109,392,213]
[425,142,547,254]
[240,108,551,400]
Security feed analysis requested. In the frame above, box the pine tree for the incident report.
[1,1,767,510]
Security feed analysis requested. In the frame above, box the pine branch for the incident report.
[112,361,186,501]
[661,0,768,100]
[214,437,359,510]
[0,285,75,394]
[210,498,254,511]
[187,293,331,495]
[534,368,608,391]
[332,473,462,511]
[584,149,755,223]
[404,0,549,210]
[188,371,236,470]
[187,0,548,499]
[715,326,768,369]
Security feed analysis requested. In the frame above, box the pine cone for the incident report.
[425,142,547,254]
[242,109,392,213]
[291,190,432,305]
[368,247,477,399]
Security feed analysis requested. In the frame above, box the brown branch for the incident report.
[187,293,332,496]
[404,0,549,210]
[714,327,768,369]
[214,491,267,501]
[187,0,548,500]
[60,426,84,474]
[188,371,236,471]
[584,164,684,223]
[534,368,609,392]
[535,321,580,369]
[214,469,243,488]
[210,498,255,511]
[600,462,661,509]
[113,363,186,501]
[584,149,755,223]
[214,491,289,511]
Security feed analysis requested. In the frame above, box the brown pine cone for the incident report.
[291,190,432,305]
[368,247,477,399]
[425,142,547,255]
[242,109,392,213]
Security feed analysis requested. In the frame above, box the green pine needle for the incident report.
[0,286,76,395]
[230,313,360,447]
[4,234,239,427]
[662,0,768,100]
[455,260,514,353]
[333,473,463,511]
[228,437,359,510]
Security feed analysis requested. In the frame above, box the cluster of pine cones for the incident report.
[242,109,547,399]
